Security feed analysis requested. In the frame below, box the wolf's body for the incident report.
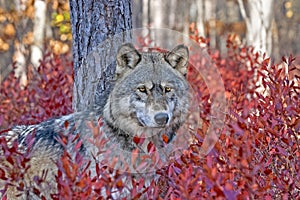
[0,43,190,199]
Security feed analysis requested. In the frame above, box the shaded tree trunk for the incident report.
[69,0,132,112]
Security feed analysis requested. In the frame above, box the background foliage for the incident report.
[0,30,299,199]
[0,0,299,199]
[0,52,73,128]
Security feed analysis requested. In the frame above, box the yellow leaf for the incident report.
[4,24,15,38]
[55,14,64,23]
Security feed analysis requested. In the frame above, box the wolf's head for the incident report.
[103,43,190,140]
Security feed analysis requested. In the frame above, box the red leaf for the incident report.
[262,57,270,67]
[64,120,69,129]
[133,135,145,145]
[147,142,156,153]
[162,134,169,143]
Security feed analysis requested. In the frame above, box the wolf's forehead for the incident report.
[128,51,185,85]
[137,52,172,73]
[133,66,180,85]
[134,65,174,83]
[141,52,165,63]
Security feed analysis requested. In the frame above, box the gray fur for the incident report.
[104,43,189,144]
[0,43,190,199]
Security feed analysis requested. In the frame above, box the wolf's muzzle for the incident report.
[154,113,169,126]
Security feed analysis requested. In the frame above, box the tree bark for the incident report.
[69,0,132,113]
[196,0,205,37]
[31,0,46,69]
[238,0,274,56]
[204,0,217,48]
[12,0,29,87]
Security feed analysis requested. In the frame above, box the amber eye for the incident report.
[165,86,172,93]
[138,86,147,93]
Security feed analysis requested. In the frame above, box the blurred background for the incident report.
[0,0,299,84]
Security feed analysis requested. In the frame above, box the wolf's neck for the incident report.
[102,119,138,151]
[102,117,178,153]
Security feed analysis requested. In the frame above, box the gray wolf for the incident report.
[0,43,190,199]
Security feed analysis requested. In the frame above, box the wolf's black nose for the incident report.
[154,113,169,125]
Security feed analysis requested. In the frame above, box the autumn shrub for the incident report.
[0,35,299,199]
[0,52,73,129]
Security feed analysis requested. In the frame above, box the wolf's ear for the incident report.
[116,43,141,76]
[165,44,189,76]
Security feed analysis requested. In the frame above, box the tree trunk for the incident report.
[238,0,274,56]
[196,0,205,37]
[69,0,132,113]
[31,0,46,69]
[12,0,28,88]
[204,0,217,48]
[132,0,143,28]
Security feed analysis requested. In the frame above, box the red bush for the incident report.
[0,52,73,129]
[0,35,299,199]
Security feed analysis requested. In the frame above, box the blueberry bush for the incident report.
[0,34,299,199]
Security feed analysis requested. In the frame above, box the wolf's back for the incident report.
[0,111,100,199]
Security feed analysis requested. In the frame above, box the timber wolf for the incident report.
[0,43,190,199]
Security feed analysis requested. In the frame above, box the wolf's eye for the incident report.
[138,86,147,93]
[165,86,172,93]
